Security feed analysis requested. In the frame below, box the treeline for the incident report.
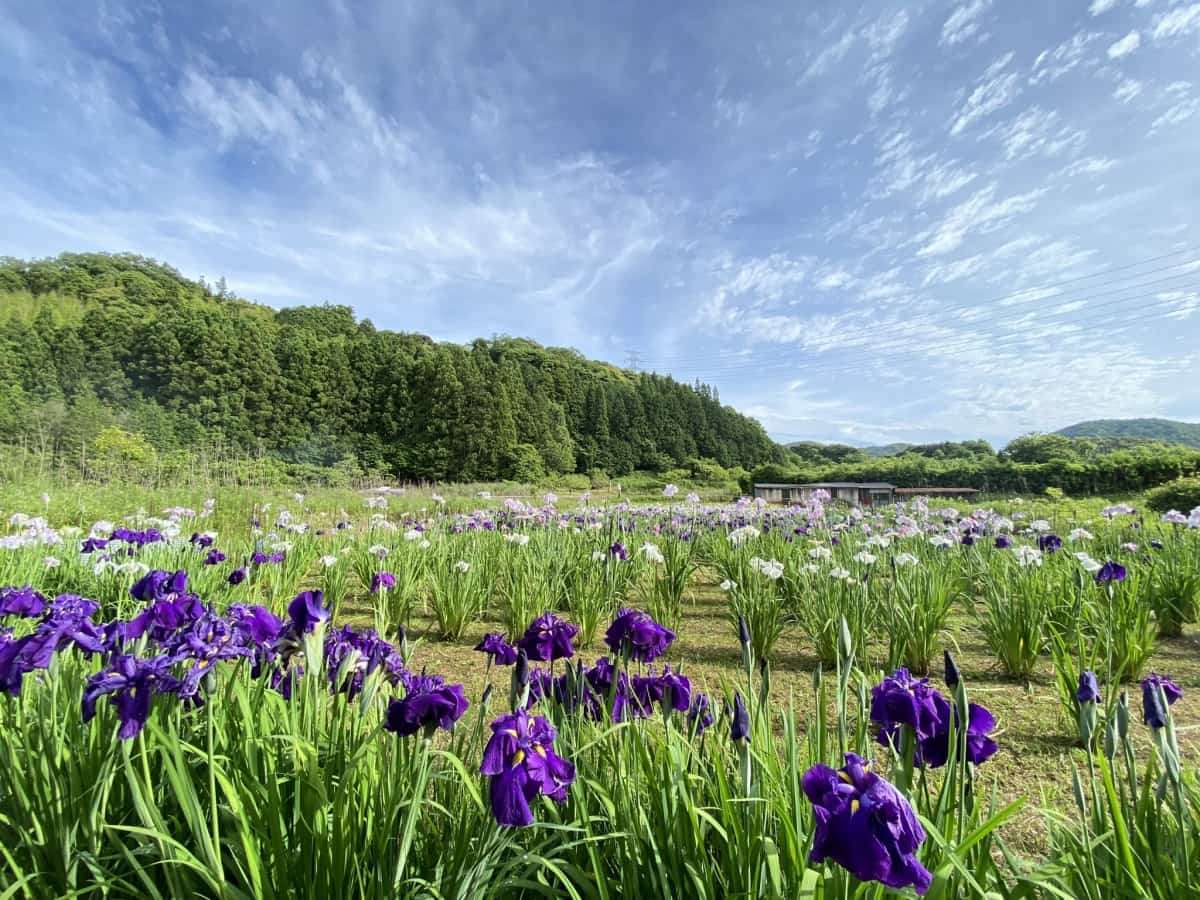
[0,253,782,482]
[749,433,1200,496]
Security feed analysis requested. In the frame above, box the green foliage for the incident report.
[751,433,1200,497]
[1145,476,1200,513]
[507,443,544,483]
[1057,416,1200,447]
[0,253,783,483]
[94,426,155,463]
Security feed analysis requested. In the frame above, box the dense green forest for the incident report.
[0,253,782,482]
[1055,417,1200,447]
[752,433,1200,496]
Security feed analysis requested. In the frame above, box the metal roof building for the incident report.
[752,482,896,506]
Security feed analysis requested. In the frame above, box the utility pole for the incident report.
[624,349,642,371]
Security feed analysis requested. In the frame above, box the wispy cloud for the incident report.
[2,0,1198,446]
[1151,5,1200,41]
[948,53,1021,135]
[1107,31,1141,59]
[940,0,992,47]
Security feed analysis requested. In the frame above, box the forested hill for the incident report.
[1056,418,1200,448]
[0,252,783,481]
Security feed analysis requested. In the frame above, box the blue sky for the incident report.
[2,1,1199,447]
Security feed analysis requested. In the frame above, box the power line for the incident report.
[660,281,1200,383]
[679,290,1200,382]
[639,246,1200,367]
[644,272,1200,379]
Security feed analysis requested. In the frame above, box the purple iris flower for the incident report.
[21,596,105,668]
[687,693,714,734]
[873,668,997,767]
[609,541,629,561]
[370,572,397,593]
[475,632,518,666]
[1037,534,1063,553]
[583,657,630,722]
[1094,561,1126,585]
[528,668,556,705]
[384,673,468,737]
[325,625,405,697]
[227,604,283,646]
[730,691,750,742]
[204,549,227,565]
[919,695,999,768]
[167,613,256,698]
[517,613,578,662]
[286,591,329,636]
[111,590,205,646]
[131,570,190,604]
[870,669,944,745]
[190,532,214,548]
[227,567,248,585]
[110,527,163,549]
[80,537,108,553]
[0,632,32,695]
[1076,671,1101,704]
[81,654,182,739]
[604,608,676,663]
[0,586,47,618]
[1142,673,1183,728]
[994,535,1011,549]
[961,534,975,547]
[633,667,691,715]
[479,709,576,827]
[803,753,932,894]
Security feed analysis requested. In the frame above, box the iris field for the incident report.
[2,482,1199,898]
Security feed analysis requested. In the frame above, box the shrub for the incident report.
[547,472,590,491]
[1146,477,1200,513]
[507,443,545,483]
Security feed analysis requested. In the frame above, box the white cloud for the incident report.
[1160,291,1200,320]
[918,160,979,204]
[1059,156,1117,177]
[922,254,986,286]
[1089,0,1119,15]
[1106,31,1141,59]
[803,27,857,79]
[1151,93,1200,133]
[816,269,854,290]
[916,184,1046,256]
[1029,32,1100,85]
[1113,78,1144,103]
[1152,5,1200,40]
[949,53,1021,135]
[940,0,992,47]
[983,106,1087,160]
[864,10,910,60]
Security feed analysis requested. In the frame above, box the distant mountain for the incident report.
[1056,418,1200,448]
[863,443,914,457]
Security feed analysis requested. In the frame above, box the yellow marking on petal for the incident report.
[511,750,525,765]
[533,744,546,757]
[851,799,860,814]
[838,771,853,784]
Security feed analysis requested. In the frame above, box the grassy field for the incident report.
[378,567,1200,856]
[3,476,1198,895]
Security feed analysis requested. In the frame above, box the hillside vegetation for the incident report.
[755,433,1200,496]
[1056,417,1200,447]
[0,253,782,483]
